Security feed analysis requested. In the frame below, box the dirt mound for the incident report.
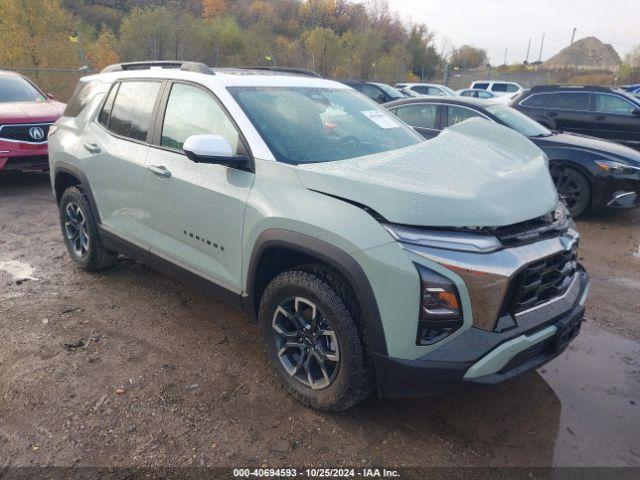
[543,36,621,71]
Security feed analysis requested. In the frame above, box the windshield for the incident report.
[374,83,405,100]
[0,75,45,103]
[229,86,422,164]
[486,104,551,137]
[440,85,458,96]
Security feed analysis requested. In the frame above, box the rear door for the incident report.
[590,92,640,146]
[544,92,592,134]
[391,103,442,139]
[143,81,254,291]
[80,79,162,244]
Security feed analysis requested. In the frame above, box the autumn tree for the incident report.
[449,44,489,69]
[87,28,120,70]
[0,0,78,67]
[201,0,228,18]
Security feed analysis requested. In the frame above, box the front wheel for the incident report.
[259,266,374,411]
[550,165,591,217]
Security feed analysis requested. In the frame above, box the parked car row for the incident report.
[39,61,591,411]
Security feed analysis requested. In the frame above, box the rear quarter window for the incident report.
[64,80,102,117]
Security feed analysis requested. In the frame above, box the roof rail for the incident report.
[529,84,612,92]
[101,61,213,75]
[236,66,322,78]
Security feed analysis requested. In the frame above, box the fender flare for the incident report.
[53,162,102,223]
[245,229,388,356]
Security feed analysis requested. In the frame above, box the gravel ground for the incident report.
[0,172,638,470]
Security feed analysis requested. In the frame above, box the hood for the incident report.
[296,118,558,228]
[534,132,640,166]
[0,100,65,124]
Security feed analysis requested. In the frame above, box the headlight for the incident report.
[416,265,463,345]
[382,224,501,253]
[595,160,640,175]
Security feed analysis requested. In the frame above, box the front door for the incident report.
[392,103,442,139]
[590,92,640,147]
[144,82,254,291]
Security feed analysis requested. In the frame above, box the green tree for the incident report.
[304,26,342,76]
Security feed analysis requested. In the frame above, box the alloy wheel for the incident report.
[272,296,340,390]
[64,202,90,257]
[550,167,587,213]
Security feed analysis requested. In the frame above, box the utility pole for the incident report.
[503,48,508,66]
[571,27,577,45]
[538,33,545,62]
[525,38,531,63]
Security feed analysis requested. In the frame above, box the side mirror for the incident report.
[46,93,56,100]
[633,108,640,117]
[183,134,251,171]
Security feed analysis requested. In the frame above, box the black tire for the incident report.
[259,265,374,412]
[59,186,118,271]
[550,165,591,217]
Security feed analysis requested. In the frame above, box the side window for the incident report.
[64,80,101,117]
[491,83,508,92]
[107,81,161,141]
[505,84,520,92]
[445,106,482,127]
[395,104,439,129]
[413,86,430,94]
[161,83,240,153]
[97,83,119,128]
[549,92,589,111]
[427,87,444,96]
[521,93,551,108]
[473,83,489,90]
[594,94,636,115]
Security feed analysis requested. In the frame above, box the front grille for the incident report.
[510,248,578,313]
[491,210,569,248]
[0,124,51,143]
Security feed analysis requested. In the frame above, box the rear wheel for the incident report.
[59,187,118,271]
[550,165,591,217]
[259,265,374,411]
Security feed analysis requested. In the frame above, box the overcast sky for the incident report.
[386,0,636,64]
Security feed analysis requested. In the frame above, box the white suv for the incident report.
[469,80,522,97]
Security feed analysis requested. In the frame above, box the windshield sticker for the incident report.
[361,110,401,129]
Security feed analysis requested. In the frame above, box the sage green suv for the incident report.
[48,62,589,411]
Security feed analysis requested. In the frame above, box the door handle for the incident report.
[83,142,101,154]
[595,115,606,122]
[546,112,558,118]
[147,165,172,178]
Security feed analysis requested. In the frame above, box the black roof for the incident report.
[529,84,618,92]
[383,96,501,109]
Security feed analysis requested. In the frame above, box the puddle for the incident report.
[339,322,639,467]
[541,322,640,466]
[606,276,640,290]
[0,260,39,281]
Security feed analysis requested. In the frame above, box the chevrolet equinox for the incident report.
[48,61,590,411]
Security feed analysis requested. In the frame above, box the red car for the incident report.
[0,71,65,172]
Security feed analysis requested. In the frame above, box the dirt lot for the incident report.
[0,173,639,470]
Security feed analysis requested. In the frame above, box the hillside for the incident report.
[543,36,622,71]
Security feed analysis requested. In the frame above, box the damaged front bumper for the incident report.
[374,268,589,398]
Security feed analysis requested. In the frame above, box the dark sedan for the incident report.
[384,96,640,217]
